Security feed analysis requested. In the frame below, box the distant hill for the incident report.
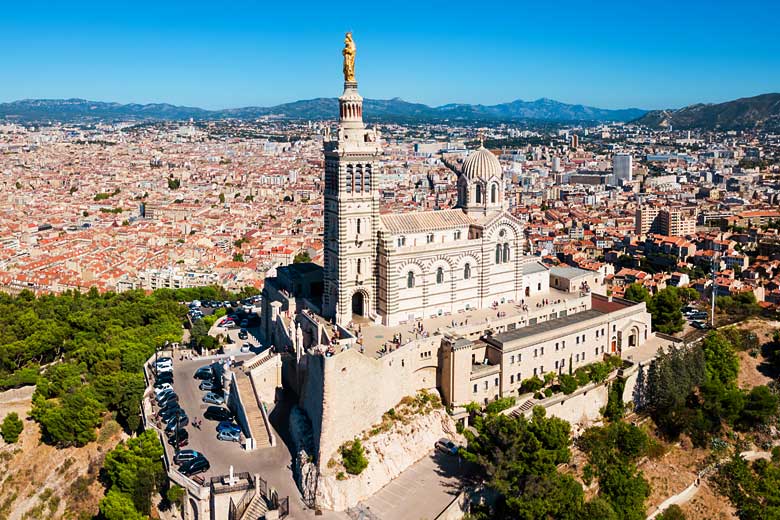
[0,97,647,124]
[634,93,780,130]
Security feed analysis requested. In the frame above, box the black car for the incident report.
[157,394,179,408]
[159,406,185,422]
[180,455,209,476]
[155,373,174,384]
[203,406,233,422]
[165,415,189,432]
[168,429,189,447]
[154,375,174,387]
[194,366,212,380]
[173,449,203,465]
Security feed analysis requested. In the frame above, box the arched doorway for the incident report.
[352,291,365,317]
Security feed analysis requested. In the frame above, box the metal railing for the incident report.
[232,488,255,520]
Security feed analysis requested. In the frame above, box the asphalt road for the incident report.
[359,450,473,520]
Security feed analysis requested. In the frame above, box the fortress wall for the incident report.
[316,335,442,465]
[298,353,326,458]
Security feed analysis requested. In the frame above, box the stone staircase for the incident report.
[510,398,537,417]
[234,375,272,449]
[240,493,268,520]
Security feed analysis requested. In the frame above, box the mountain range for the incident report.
[0,97,647,124]
[634,93,780,131]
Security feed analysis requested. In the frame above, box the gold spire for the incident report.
[343,32,356,82]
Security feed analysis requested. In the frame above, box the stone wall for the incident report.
[313,336,442,466]
[315,408,461,511]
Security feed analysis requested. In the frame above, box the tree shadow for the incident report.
[429,450,480,493]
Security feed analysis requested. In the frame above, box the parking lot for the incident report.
[151,354,259,479]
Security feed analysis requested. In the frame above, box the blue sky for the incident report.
[2,0,779,110]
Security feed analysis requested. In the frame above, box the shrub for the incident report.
[485,397,516,415]
[657,504,686,520]
[1,412,23,443]
[559,374,578,395]
[340,438,369,475]
[521,376,544,393]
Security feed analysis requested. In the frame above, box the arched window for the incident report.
[503,243,510,263]
[357,258,362,274]
[356,218,361,235]
[364,164,371,191]
[436,267,444,284]
[346,165,353,193]
[407,271,415,288]
[476,184,482,203]
[464,263,471,280]
[491,183,497,204]
[495,244,502,264]
[355,164,362,193]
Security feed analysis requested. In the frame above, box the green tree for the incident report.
[293,250,312,263]
[657,504,686,520]
[99,489,147,520]
[559,373,578,394]
[232,253,244,262]
[701,331,740,387]
[341,438,369,475]
[462,407,577,519]
[218,192,226,203]
[1,412,23,443]
[648,287,684,334]
[739,386,778,429]
[624,283,651,304]
[103,430,165,515]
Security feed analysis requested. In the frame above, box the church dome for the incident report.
[461,146,502,180]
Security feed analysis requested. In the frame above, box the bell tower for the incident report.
[322,33,382,325]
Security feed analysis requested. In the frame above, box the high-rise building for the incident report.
[613,153,633,183]
[570,134,579,149]
[635,206,696,236]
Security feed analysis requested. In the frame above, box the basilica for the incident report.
[321,41,544,327]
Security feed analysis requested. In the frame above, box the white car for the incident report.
[240,343,252,353]
[156,365,173,374]
[154,383,173,396]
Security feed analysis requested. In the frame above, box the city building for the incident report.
[613,153,633,183]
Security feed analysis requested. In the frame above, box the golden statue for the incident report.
[343,32,356,82]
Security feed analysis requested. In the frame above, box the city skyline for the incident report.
[2,0,779,110]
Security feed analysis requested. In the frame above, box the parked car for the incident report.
[691,321,709,330]
[217,421,241,434]
[199,380,216,391]
[173,449,203,466]
[203,392,225,405]
[180,456,210,476]
[157,393,179,407]
[237,330,248,340]
[193,366,213,380]
[204,406,232,422]
[435,438,459,455]
[168,429,189,447]
[155,372,174,383]
[159,406,185,422]
[239,319,249,328]
[154,377,174,389]
[166,415,190,433]
[240,343,252,353]
[155,388,175,401]
[217,429,241,442]
[154,383,173,397]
